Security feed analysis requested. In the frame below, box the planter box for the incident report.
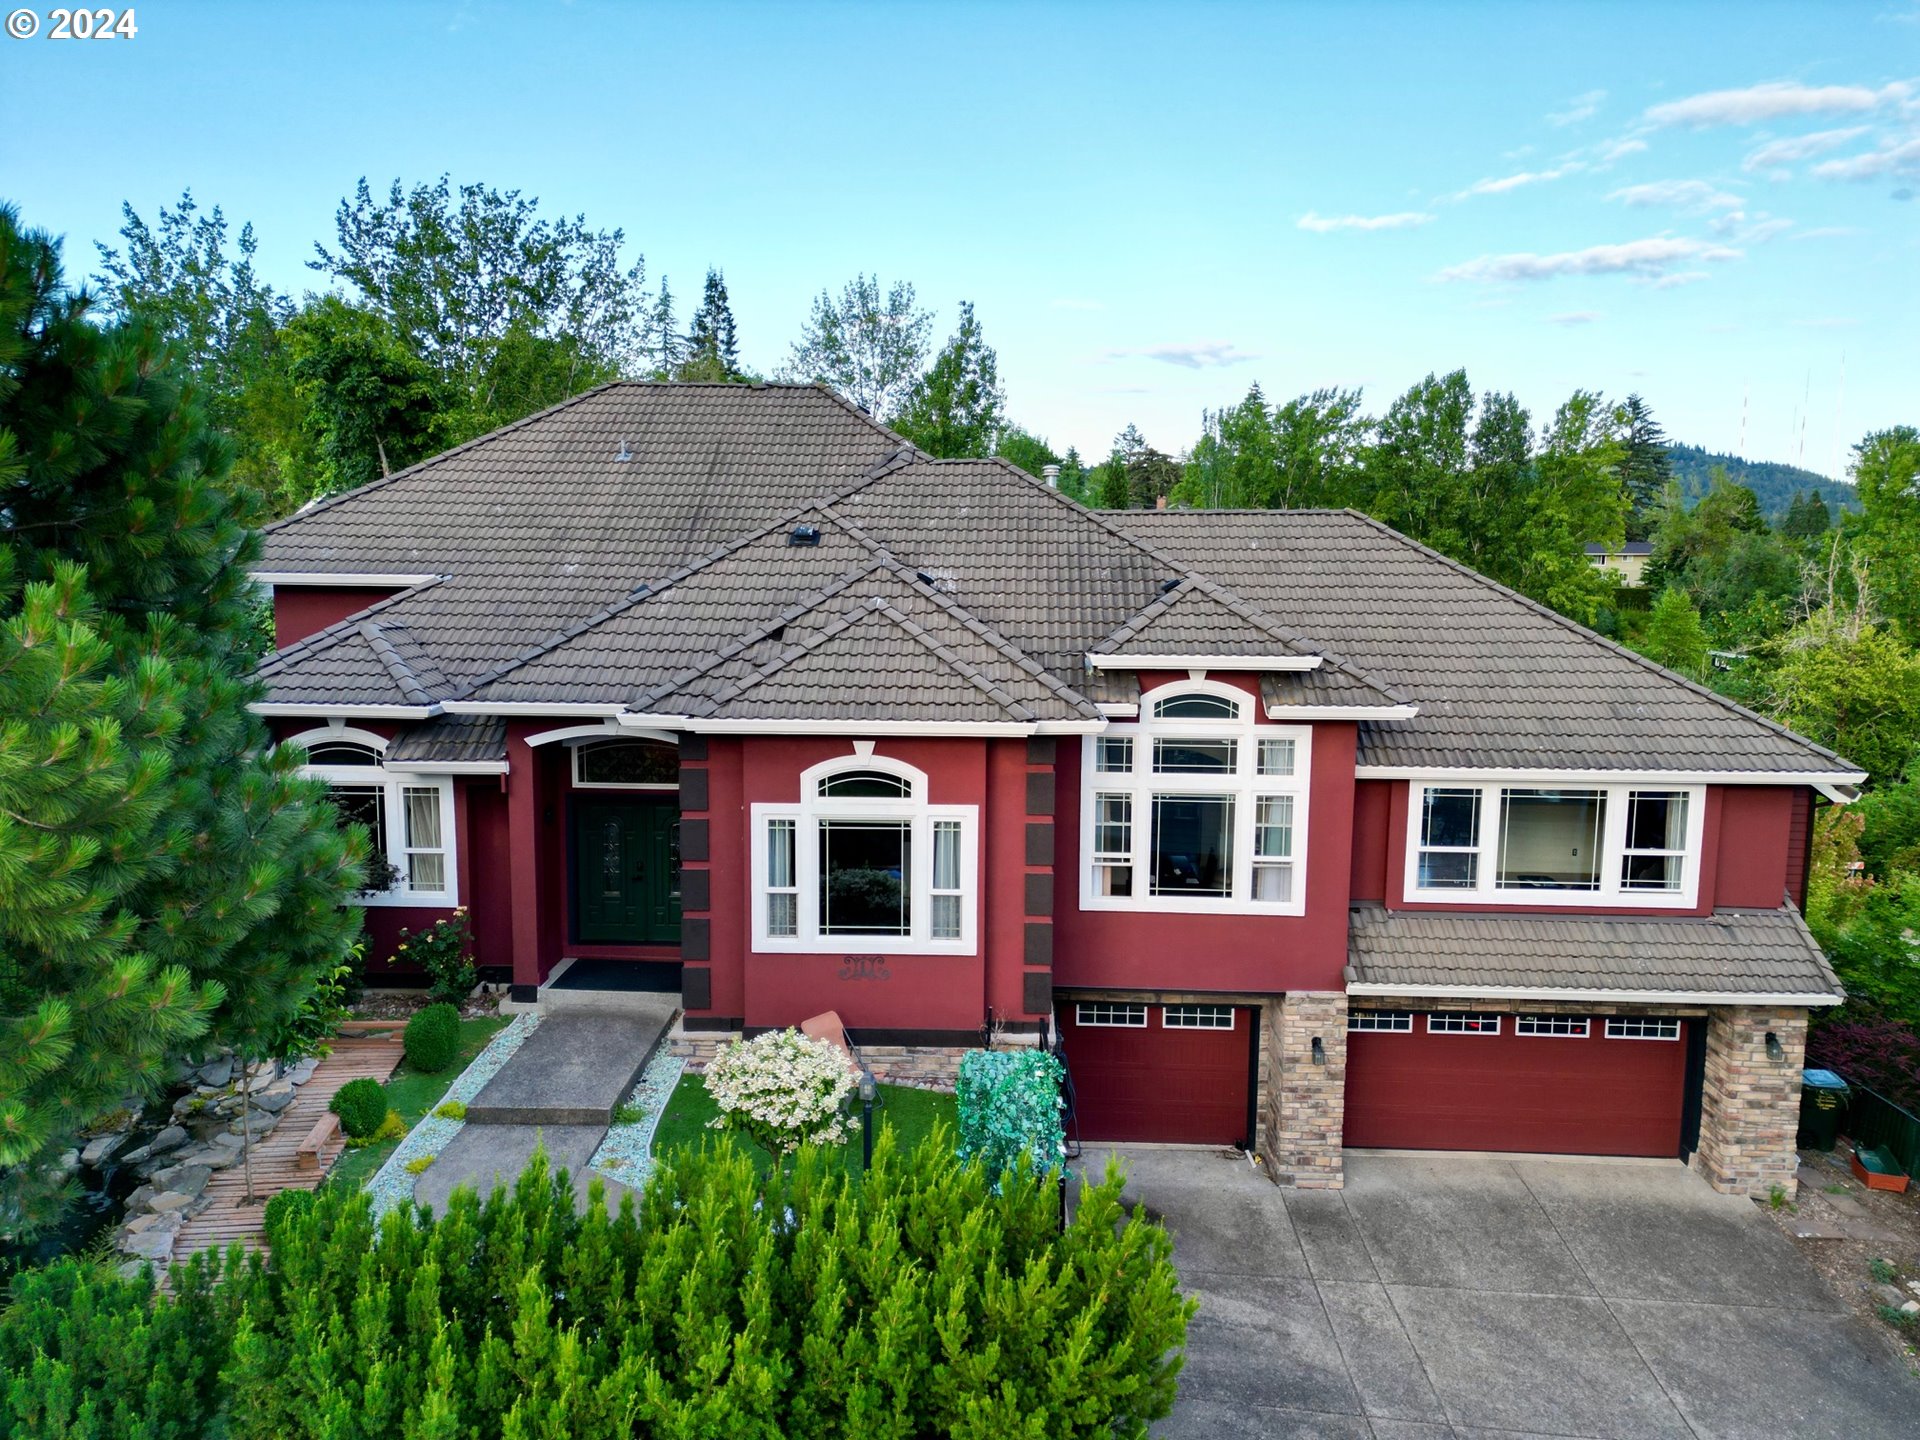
[1850,1144,1912,1194]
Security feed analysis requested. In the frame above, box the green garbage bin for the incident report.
[1798,1068,1850,1151]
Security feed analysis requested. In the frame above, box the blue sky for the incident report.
[3,1,1915,477]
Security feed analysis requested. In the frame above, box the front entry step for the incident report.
[540,958,682,1014]
[465,1009,675,1126]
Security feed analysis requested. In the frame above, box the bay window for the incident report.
[293,729,458,906]
[752,759,977,953]
[1081,684,1310,915]
[1407,780,1703,907]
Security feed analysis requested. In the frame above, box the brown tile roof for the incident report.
[1345,904,1843,1001]
[384,715,507,765]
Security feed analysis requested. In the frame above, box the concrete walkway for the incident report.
[415,1005,672,1216]
[1073,1149,1914,1439]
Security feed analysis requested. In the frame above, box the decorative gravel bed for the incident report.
[364,1013,543,1219]
[587,1049,685,1195]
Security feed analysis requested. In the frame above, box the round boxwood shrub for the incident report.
[262,1186,316,1243]
[329,1076,388,1139]
[403,1002,461,1073]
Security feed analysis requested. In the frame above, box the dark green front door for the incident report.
[573,798,681,944]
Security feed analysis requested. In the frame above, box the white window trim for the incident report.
[1403,780,1705,910]
[1075,1002,1149,1027]
[1079,681,1311,917]
[569,735,679,790]
[1427,1012,1504,1035]
[1514,1014,1591,1038]
[1348,1011,1414,1032]
[289,727,459,907]
[1605,1017,1683,1041]
[750,755,978,956]
[1162,1004,1237,1030]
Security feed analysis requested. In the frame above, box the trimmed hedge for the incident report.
[0,1128,1193,1439]
[402,1002,460,1074]
[328,1076,387,1139]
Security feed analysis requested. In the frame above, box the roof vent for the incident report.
[1158,577,1182,595]
[614,437,633,462]
[1042,464,1061,489]
[788,523,822,547]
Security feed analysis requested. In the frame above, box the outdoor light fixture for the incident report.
[1311,1036,1326,1066]
[858,1068,878,1169]
[1765,1031,1785,1062]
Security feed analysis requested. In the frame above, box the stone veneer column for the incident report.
[1259,992,1347,1188]
[1691,1006,1807,1198]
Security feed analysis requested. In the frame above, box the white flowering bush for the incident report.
[704,1029,856,1156]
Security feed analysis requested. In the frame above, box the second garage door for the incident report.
[1059,1000,1255,1147]
[1345,1010,1692,1157]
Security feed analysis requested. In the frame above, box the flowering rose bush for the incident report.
[388,908,476,1003]
[705,1029,856,1156]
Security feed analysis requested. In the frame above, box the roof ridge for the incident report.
[359,620,438,705]
[1334,509,1859,772]
[683,593,892,712]
[255,577,447,678]
[864,597,1038,722]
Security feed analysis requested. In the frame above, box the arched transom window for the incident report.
[750,755,977,954]
[290,727,456,906]
[1081,682,1310,915]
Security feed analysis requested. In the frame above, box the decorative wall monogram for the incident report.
[837,955,891,982]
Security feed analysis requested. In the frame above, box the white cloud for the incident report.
[1106,342,1260,370]
[1709,212,1794,243]
[1598,138,1650,163]
[1450,162,1584,200]
[1646,80,1908,128]
[1548,90,1607,126]
[1647,270,1714,289]
[1296,210,1435,232]
[1607,179,1744,211]
[1742,126,1871,171]
[1813,136,1920,180]
[1439,236,1741,283]
[1547,311,1601,325]
[1790,225,1864,239]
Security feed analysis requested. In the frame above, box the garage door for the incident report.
[1059,1001,1254,1147]
[1344,1011,1691,1157]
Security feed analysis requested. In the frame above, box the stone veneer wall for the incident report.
[1259,991,1347,1189]
[667,1024,971,1091]
[1691,1006,1807,1199]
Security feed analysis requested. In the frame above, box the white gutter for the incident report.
[381,761,509,775]
[251,703,435,720]
[439,701,630,717]
[1354,765,1867,791]
[1085,653,1322,672]
[1344,982,1843,1006]
[1268,704,1419,721]
[251,571,442,587]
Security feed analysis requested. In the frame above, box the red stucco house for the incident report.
[254,382,1861,1194]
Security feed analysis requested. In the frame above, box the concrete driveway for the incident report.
[1074,1149,1914,1439]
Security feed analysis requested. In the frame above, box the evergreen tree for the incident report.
[642,276,687,377]
[892,302,1005,458]
[992,425,1061,480]
[680,267,742,380]
[1781,490,1832,541]
[780,273,932,418]
[283,296,447,497]
[1617,393,1673,539]
[1642,588,1711,676]
[0,207,362,1233]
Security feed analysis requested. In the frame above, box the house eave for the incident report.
[1345,982,1843,1007]
[1268,704,1420,721]
[251,571,444,587]
[380,760,510,775]
[251,702,437,720]
[1354,764,1867,791]
[1085,653,1322,672]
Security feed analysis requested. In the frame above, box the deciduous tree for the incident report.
[893,301,1005,458]
[780,273,932,418]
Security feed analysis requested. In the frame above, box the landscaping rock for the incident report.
[254,1082,297,1114]
[152,1162,211,1199]
[196,1055,234,1087]
[212,1130,246,1150]
[288,1057,320,1085]
[148,1190,194,1213]
[120,1229,174,1262]
[149,1124,188,1156]
[120,1144,154,1168]
[126,1212,165,1235]
[57,1148,80,1173]
[234,1109,280,1136]
[1872,1283,1907,1308]
[1904,1300,1920,1315]
[117,1260,151,1282]
[124,1184,156,1214]
[80,1132,129,1168]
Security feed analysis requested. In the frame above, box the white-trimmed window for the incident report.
[1515,1014,1590,1038]
[751,756,977,954]
[1427,1011,1502,1035]
[1405,781,1704,908]
[1605,1017,1682,1041]
[1348,1010,1414,1032]
[572,737,678,789]
[1081,682,1310,915]
[1162,1004,1237,1029]
[293,727,458,906]
[1076,1002,1149,1027]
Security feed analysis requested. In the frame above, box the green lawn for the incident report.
[324,1016,512,1192]
[651,1074,958,1175]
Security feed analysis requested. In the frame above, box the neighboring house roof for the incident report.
[1584,541,1655,557]
[255,382,1859,777]
[1344,904,1843,1004]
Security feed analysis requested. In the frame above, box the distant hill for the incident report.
[1667,443,1858,521]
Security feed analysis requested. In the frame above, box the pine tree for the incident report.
[0,205,363,1233]
[892,302,1005,458]
[643,276,687,378]
[1618,393,1673,539]
[680,267,741,380]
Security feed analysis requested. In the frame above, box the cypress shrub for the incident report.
[402,1002,460,1074]
[328,1076,387,1138]
[0,1128,1193,1438]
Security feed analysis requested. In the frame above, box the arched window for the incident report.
[573,737,679,788]
[304,740,383,767]
[1082,683,1309,915]
[287,726,456,906]
[752,755,974,953]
